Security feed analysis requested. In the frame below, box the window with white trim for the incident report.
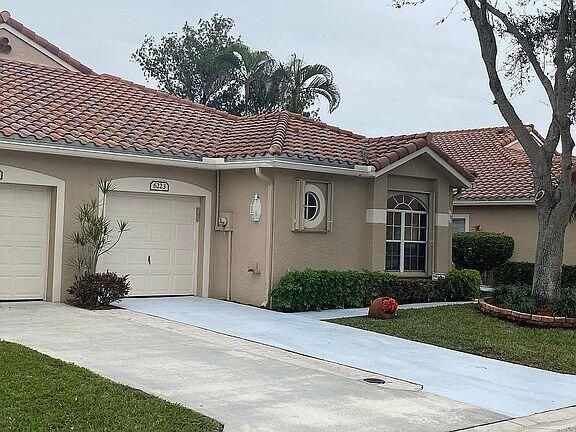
[451,214,469,233]
[385,194,428,272]
[293,180,332,232]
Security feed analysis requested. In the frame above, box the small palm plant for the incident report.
[70,179,128,274]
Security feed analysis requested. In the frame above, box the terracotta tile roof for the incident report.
[429,126,550,201]
[0,59,475,183]
[0,10,94,75]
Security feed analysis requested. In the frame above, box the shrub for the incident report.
[551,287,576,318]
[452,232,514,274]
[440,268,482,301]
[68,271,130,309]
[493,261,534,286]
[493,261,576,287]
[270,268,476,312]
[492,284,536,314]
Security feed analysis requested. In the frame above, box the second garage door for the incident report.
[99,191,200,297]
[0,183,50,300]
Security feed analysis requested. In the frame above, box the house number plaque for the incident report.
[0,170,3,180]
[150,180,169,192]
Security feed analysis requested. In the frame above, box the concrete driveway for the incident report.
[118,296,576,418]
[0,302,504,432]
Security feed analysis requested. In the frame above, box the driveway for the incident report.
[0,302,504,432]
[119,296,576,418]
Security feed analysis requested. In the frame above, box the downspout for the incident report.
[215,170,221,226]
[226,230,232,301]
[255,167,275,307]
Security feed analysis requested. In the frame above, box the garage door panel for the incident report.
[151,198,174,216]
[0,184,50,300]
[151,224,172,241]
[16,216,48,236]
[149,275,171,294]
[0,216,14,234]
[174,249,194,265]
[150,249,171,266]
[100,191,200,297]
[0,247,13,264]
[173,275,194,294]
[16,247,46,265]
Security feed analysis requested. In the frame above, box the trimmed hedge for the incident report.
[494,261,576,287]
[270,268,481,312]
[453,232,514,274]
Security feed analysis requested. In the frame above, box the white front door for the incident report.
[99,191,200,296]
[0,184,50,300]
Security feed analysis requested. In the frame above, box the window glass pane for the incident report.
[386,242,400,271]
[452,217,467,233]
[304,192,319,220]
[404,243,426,271]
[386,226,394,240]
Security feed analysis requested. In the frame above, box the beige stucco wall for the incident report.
[455,205,576,264]
[211,170,269,306]
[0,149,220,301]
[0,28,66,69]
[270,153,459,287]
[271,169,371,286]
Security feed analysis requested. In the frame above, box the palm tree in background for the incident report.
[276,54,341,117]
[223,43,276,115]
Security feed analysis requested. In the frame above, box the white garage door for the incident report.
[99,192,200,296]
[0,184,50,300]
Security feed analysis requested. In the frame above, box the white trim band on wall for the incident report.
[436,213,451,227]
[366,208,387,224]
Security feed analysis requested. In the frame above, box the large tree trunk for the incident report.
[532,201,572,304]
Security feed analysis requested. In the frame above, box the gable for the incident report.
[0,11,93,74]
[0,27,67,70]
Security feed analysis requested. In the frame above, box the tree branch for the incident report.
[464,0,541,158]
[483,1,556,106]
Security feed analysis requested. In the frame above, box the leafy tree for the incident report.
[133,18,342,118]
[395,0,576,304]
[132,14,242,114]
[275,54,341,117]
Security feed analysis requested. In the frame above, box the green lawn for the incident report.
[0,341,222,432]
[329,304,576,375]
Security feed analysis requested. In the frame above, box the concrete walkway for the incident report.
[292,301,472,320]
[0,302,504,432]
[118,296,576,418]
[462,406,576,431]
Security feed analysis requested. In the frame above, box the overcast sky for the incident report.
[3,0,551,137]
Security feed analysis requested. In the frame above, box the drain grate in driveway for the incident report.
[363,377,386,384]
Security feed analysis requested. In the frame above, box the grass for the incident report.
[0,341,222,432]
[328,304,576,375]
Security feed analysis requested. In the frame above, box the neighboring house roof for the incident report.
[0,59,474,182]
[429,126,547,202]
[0,10,94,74]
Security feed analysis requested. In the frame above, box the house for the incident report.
[426,127,576,265]
[0,11,476,306]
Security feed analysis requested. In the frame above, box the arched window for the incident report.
[386,194,428,272]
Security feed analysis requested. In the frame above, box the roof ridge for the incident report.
[268,111,290,155]
[0,10,94,74]
[284,111,368,140]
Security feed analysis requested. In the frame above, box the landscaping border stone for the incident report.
[477,298,576,328]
